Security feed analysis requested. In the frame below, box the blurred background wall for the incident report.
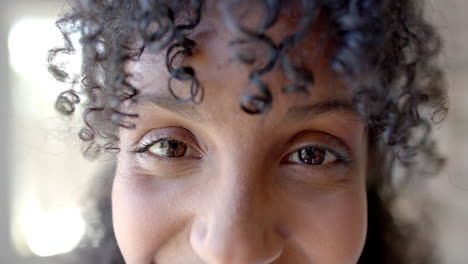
[0,0,467,264]
[0,1,104,263]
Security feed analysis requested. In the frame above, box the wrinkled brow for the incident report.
[135,95,205,122]
[133,95,363,124]
[285,100,364,123]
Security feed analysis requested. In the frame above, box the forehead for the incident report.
[127,1,354,122]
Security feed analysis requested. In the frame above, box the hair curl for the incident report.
[49,0,447,263]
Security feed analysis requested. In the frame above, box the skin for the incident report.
[112,4,369,264]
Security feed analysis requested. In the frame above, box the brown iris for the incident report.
[150,140,188,158]
[299,147,326,165]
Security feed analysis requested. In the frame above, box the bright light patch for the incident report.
[8,17,82,102]
[7,17,92,259]
[8,17,82,76]
[24,208,86,257]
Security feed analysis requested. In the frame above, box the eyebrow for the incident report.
[285,100,363,123]
[136,95,362,124]
[137,95,205,122]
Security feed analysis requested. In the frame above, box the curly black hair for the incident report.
[49,0,448,263]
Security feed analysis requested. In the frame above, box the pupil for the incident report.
[149,140,187,158]
[158,140,186,157]
[169,141,179,149]
[300,147,325,165]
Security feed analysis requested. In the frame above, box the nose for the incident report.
[190,165,284,264]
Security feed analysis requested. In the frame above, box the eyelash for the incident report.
[286,144,351,165]
[132,137,350,167]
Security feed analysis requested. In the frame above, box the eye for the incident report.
[148,139,191,158]
[288,146,338,166]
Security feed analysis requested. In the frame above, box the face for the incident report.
[112,4,369,264]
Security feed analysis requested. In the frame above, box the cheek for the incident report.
[112,163,198,264]
[281,185,367,264]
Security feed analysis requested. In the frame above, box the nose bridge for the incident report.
[215,130,270,205]
[215,154,265,230]
[190,145,283,264]
[215,141,272,237]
